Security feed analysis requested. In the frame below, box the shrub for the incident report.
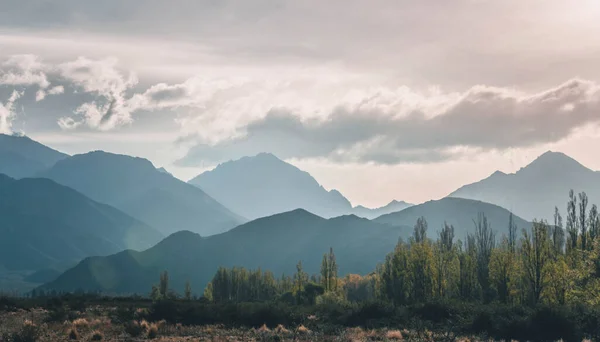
[297,325,310,334]
[90,331,104,341]
[124,320,145,337]
[8,320,40,342]
[386,329,403,340]
[68,327,79,340]
[274,324,290,334]
[147,323,159,339]
[72,318,89,328]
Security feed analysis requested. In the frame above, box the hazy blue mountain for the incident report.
[0,133,68,179]
[353,200,413,219]
[448,151,600,221]
[189,153,354,220]
[42,210,409,295]
[375,197,531,240]
[0,175,163,272]
[39,151,243,236]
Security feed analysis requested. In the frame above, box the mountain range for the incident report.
[448,151,600,222]
[0,174,162,276]
[42,197,529,295]
[189,153,412,220]
[0,133,67,179]
[375,197,531,240]
[1,133,598,296]
[42,210,408,294]
[38,151,244,236]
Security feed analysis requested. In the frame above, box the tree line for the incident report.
[154,190,600,307]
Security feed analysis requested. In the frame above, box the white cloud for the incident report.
[57,57,138,130]
[0,54,50,89]
[48,85,65,95]
[0,90,22,134]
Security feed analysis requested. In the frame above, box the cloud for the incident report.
[2,54,599,168]
[0,54,50,89]
[0,90,22,134]
[176,79,600,166]
[57,57,139,130]
[36,85,65,102]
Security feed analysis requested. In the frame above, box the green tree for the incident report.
[458,235,478,301]
[410,218,434,302]
[294,261,308,293]
[203,282,214,302]
[320,254,329,291]
[508,212,518,253]
[380,240,410,305]
[159,271,169,298]
[474,213,495,302]
[552,207,565,256]
[579,192,589,250]
[328,247,338,292]
[521,221,551,305]
[589,204,599,246]
[566,189,578,254]
[184,280,192,300]
[434,222,456,299]
[490,237,516,303]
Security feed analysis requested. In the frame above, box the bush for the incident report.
[124,320,145,337]
[529,306,581,342]
[7,320,40,342]
[68,327,79,340]
[90,331,104,341]
[147,323,159,339]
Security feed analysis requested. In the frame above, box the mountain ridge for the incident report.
[39,150,244,236]
[42,209,407,294]
[189,153,411,220]
[0,133,68,179]
[448,151,600,221]
[0,174,163,275]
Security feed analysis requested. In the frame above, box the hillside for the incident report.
[448,151,600,221]
[375,197,531,239]
[42,210,408,294]
[0,175,163,273]
[39,151,244,236]
[0,133,68,178]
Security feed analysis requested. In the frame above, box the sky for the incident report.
[1,0,600,208]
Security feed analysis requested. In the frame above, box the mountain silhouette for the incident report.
[189,153,411,220]
[41,210,409,294]
[39,151,244,236]
[353,200,413,219]
[189,153,354,220]
[0,133,68,179]
[375,197,531,239]
[0,175,163,274]
[448,151,600,221]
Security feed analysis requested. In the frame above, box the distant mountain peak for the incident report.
[448,150,598,221]
[63,151,157,171]
[255,152,281,160]
[189,154,353,220]
[519,150,588,173]
[490,170,506,177]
